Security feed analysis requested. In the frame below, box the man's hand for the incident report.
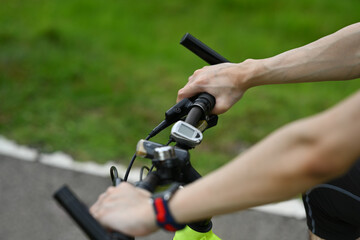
[177,61,256,114]
[90,182,158,236]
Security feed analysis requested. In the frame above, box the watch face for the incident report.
[178,123,195,137]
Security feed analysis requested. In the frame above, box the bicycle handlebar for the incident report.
[53,185,134,240]
[185,93,216,126]
[53,33,229,240]
[181,33,229,126]
[180,33,229,65]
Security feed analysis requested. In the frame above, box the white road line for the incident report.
[0,136,38,161]
[39,151,141,182]
[0,135,140,181]
[0,135,305,219]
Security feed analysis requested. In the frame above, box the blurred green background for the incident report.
[1,0,359,174]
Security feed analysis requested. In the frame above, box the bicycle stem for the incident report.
[53,32,229,240]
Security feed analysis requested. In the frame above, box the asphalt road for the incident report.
[0,155,308,240]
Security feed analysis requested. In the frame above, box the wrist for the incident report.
[235,58,267,90]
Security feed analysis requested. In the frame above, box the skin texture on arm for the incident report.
[177,22,360,114]
[90,90,360,236]
[170,90,360,224]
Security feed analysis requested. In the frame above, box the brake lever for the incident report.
[110,166,123,186]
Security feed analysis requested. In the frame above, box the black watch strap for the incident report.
[152,183,186,231]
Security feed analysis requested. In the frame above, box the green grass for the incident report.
[1,0,359,175]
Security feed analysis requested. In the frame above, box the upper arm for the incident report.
[300,90,360,178]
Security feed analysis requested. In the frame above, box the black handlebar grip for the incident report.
[193,93,216,114]
[185,93,216,126]
[180,33,229,65]
[53,185,134,240]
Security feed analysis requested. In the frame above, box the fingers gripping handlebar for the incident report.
[149,33,229,138]
[54,186,134,240]
[181,33,229,126]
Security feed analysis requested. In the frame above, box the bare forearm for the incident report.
[170,91,360,224]
[247,23,360,87]
[171,121,321,223]
[177,23,360,115]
